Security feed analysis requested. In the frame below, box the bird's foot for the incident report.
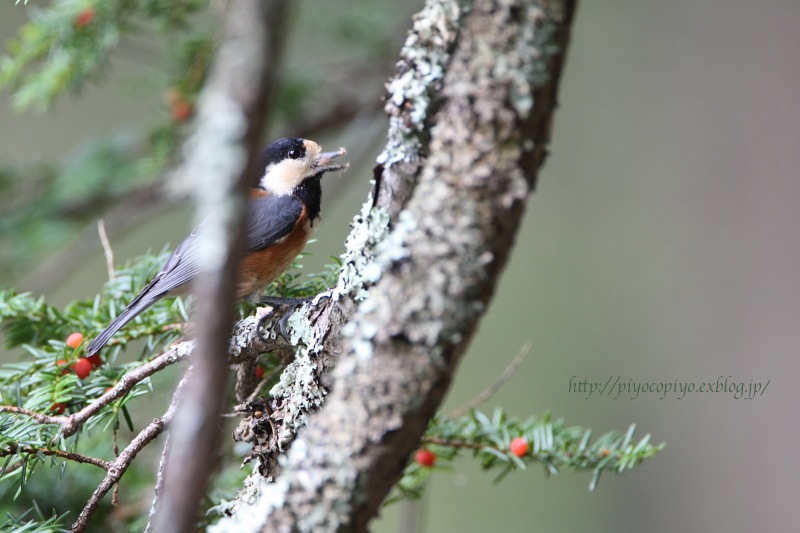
[257,294,328,341]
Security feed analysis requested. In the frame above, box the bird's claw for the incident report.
[258,295,328,342]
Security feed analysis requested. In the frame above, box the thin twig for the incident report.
[0,304,297,439]
[143,374,188,533]
[421,436,498,452]
[0,340,194,438]
[143,429,172,533]
[71,417,170,532]
[0,405,62,426]
[448,340,532,419]
[0,444,110,470]
[112,422,120,506]
[71,377,184,533]
[97,219,116,281]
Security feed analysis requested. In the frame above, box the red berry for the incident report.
[170,100,193,123]
[72,358,93,380]
[510,437,529,458]
[50,403,67,414]
[56,359,69,375]
[66,332,84,349]
[415,449,436,467]
[75,8,95,29]
[87,353,103,369]
[255,366,265,379]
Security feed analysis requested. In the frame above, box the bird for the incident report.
[85,137,347,356]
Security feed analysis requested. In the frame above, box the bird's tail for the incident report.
[85,294,160,356]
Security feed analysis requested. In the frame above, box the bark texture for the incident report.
[212,0,577,531]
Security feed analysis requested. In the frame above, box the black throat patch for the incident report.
[295,175,323,223]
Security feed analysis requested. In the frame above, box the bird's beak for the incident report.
[314,147,349,173]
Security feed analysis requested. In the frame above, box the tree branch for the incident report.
[0,341,194,437]
[71,380,183,533]
[4,1,577,530]
[240,1,577,530]
[0,444,110,471]
[150,1,289,531]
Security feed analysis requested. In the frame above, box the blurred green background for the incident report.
[2,1,798,531]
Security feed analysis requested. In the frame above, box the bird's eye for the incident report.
[288,148,301,160]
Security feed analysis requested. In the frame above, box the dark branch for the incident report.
[0,444,110,472]
[71,387,181,533]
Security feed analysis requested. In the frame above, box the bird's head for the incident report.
[259,137,348,196]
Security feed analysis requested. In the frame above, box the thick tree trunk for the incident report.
[211,0,577,531]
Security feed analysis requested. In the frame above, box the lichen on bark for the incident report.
[212,0,576,531]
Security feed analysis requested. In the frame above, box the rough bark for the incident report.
[210,0,578,531]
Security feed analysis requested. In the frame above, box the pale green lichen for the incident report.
[378,0,461,168]
[209,1,474,530]
[375,208,417,263]
[208,473,288,533]
[171,339,195,362]
[498,4,559,116]
[228,316,260,358]
[334,202,391,301]
[269,304,329,448]
[286,303,315,349]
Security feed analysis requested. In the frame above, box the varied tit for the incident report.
[85,137,348,356]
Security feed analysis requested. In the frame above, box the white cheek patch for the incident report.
[261,159,311,195]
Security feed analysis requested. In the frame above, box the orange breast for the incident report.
[237,210,312,298]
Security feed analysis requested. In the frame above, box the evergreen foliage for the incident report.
[0,1,661,530]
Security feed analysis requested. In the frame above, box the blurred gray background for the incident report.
[2,1,798,531]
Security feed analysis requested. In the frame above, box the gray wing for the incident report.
[142,225,203,298]
[147,194,304,296]
[86,194,303,355]
[243,194,304,252]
